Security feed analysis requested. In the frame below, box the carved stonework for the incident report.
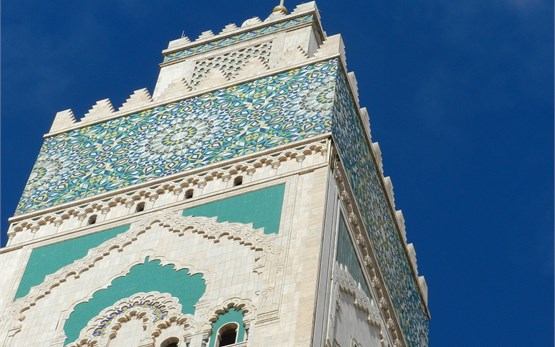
[8,138,328,245]
[4,212,278,335]
[67,292,193,347]
[333,263,381,327]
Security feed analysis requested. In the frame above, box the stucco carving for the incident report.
[196,297,256,334]
[67,292,194,347]
[334,263,381,327]
[4,212,277,335]
[8,138,328,244]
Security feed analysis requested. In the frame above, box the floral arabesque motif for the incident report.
[331,71,429,346]
[16,60,338,214]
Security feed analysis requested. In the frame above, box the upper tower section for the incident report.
[14,2,348,218]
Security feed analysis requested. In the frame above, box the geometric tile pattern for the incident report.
[16,60,338,215]
[331,70,429,346]
[162,15,313,63]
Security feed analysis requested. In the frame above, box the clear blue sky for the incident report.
[1,1,553,345]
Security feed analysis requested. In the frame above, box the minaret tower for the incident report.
[0,3,430,346]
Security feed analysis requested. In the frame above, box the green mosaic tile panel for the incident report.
[331,71,429,346]
[15,224,130,299]
[183,184,285,234]
[163,15,313,63]
[336,213,371,298]
[64,257,206,345]
[17,60,338,215]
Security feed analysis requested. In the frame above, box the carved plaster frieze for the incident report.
[67,292,196,347]
[4,211,277,336]
[8,138,328,244]
[195,297,257,335]
[333,263,381,327]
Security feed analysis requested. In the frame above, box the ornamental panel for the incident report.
[331,71,429,346]
[162,15,313,63]
[16,60,337,214]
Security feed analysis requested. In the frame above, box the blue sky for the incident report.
[1,0,553,345]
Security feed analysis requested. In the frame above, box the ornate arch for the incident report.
[5,211,276,336]
[66,292,196,347]
[194,297,257,334]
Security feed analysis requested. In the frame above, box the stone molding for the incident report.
[7,138,328,245]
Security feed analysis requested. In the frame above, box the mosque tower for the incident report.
[0,3,429,346]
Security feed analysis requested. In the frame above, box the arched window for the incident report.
[161,337,179,347]
[216,323,238,347]
[185,189,194,199]
[135,202,145,212]
[208,308,245,347]
[88,214,97,225]
[233,176,243,187]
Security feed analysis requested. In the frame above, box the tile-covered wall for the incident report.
[331,70,429,346]
[16,60,338,215]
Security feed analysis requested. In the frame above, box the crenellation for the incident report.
[406,243,418,275]
[197,30,215,41]
[220,23,238,34]
[313,34,345,64]
[49,109,77,133]
[383,176,396,210]
[372,142,384,174]
[359,107,371,141]
[418,276,428,307]
[80,98,115,124]
[290,1,318,15]
[241,17,262,28]
[156,78,194,102]
[395,210,407,243]
[118,88,153,113]
[348,71,360,106]
[167,35,191,49]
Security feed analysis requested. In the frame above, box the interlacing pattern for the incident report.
[191,42,272,86]
[16,60,337,214]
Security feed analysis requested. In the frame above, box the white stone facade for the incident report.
[1,2,428,346]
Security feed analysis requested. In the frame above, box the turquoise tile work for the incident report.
[336,213,372,297]
[208,309,246,347]
[16,60,338,215]
[15,224,130,299]
[64,257,206,345]
[331,71,429,346]
[163,15,313,63]
[183,184,285,234]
